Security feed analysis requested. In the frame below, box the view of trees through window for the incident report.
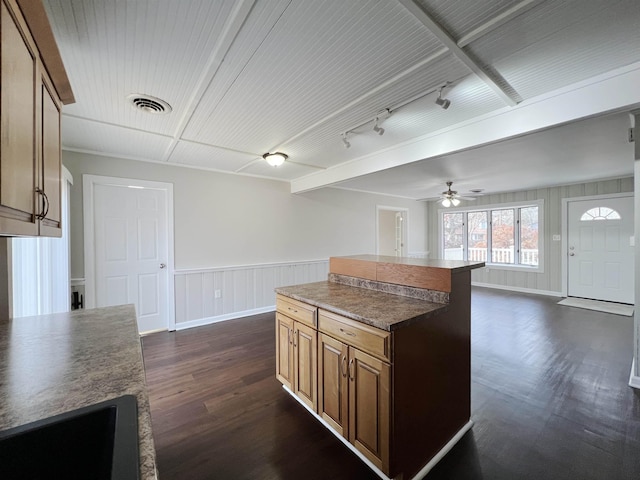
[442,205,539,267]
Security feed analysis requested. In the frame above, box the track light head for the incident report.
[341,133,351,148]
[435,86,451,109]
[373,118,385,136]
[435,96,451,109]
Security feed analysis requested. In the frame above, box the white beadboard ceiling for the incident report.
[43,0,640,199]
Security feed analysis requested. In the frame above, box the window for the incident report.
[580,207,621,221]
[443,212,464,260]
[440,200,543,271]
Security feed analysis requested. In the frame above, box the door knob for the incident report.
[569,253,575,257]
[160,263,166,269]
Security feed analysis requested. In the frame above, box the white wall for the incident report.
[427,177,634,295]
[63,151,427,327]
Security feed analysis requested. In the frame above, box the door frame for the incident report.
[375,205,408,257]
[83,174,175,330]
[561,192,633,298]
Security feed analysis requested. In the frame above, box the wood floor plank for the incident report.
[143,287,640,479]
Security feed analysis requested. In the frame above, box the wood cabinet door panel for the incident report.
[293,321,317,411]
[318,333,348,437]
[39,74,62,236]
[0,0,38,235]
[275,314,294,390]
[349,347,390,473]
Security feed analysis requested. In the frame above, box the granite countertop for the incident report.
[276,281,448,331]
[0,305,156,480]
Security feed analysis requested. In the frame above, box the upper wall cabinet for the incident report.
[0,0,73,237]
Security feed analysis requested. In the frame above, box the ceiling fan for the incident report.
[439,181,478,207]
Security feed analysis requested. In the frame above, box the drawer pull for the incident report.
[288,307,298,313]
[339,328,356,337]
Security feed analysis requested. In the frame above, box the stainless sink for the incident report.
[0,395,139,480]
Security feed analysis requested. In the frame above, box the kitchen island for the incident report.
[275,255,484,480]
[0,304,156,479]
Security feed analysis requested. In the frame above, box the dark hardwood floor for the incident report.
[142,287,640,479]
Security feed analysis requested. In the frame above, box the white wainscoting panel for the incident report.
[174,259,329,330]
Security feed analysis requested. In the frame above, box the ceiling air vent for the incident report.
[127,94,172,114]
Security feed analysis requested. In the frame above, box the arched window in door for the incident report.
[580,207,621,221]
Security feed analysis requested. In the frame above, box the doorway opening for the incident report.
[376,206,408,257]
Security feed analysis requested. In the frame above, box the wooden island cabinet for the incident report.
[275,255,484,480]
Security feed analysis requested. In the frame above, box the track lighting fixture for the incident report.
[373,117,385,136]
[435,86,451,110]
[262,152,287,167]
[337,81,453,147]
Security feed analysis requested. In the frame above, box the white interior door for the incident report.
[567,196,634,304]
[85,176,173,332]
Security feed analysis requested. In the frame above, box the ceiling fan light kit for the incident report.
[440,181,464,207]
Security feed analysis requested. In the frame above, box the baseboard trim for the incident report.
[630,359,640,389]
[139,327,168,336]
[472,282,563,298]
[282,385,473,480]
[174,305,275,331]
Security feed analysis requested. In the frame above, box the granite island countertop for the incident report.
[0,305,156,480]
[276,281,448,331]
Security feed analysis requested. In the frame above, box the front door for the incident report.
[567,196,634,304]
[85,176,173,332]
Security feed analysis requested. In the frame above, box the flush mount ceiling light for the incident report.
[127,93,172,114]
[262,152,288,167]
[435,86,451,110]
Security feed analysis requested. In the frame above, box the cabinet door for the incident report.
[348,347,391,473]
[275,314,294,390]
[38,73,62,236]
[293,321,317,411]
[318,333,349,436]
[0,0,38,235]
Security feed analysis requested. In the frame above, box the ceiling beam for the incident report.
[397,0,520,107]
[162,0,257,163]
[291,63,640,193]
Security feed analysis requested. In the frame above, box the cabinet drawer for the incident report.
[276,294,317,327]
[319,309,391,362]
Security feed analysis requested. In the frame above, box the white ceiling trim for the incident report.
[163,0,257,163]
[397,0,520,107]
[456,0,543,48]
[291,63,640,193]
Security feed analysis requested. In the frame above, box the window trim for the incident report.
[438,199,544,273]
